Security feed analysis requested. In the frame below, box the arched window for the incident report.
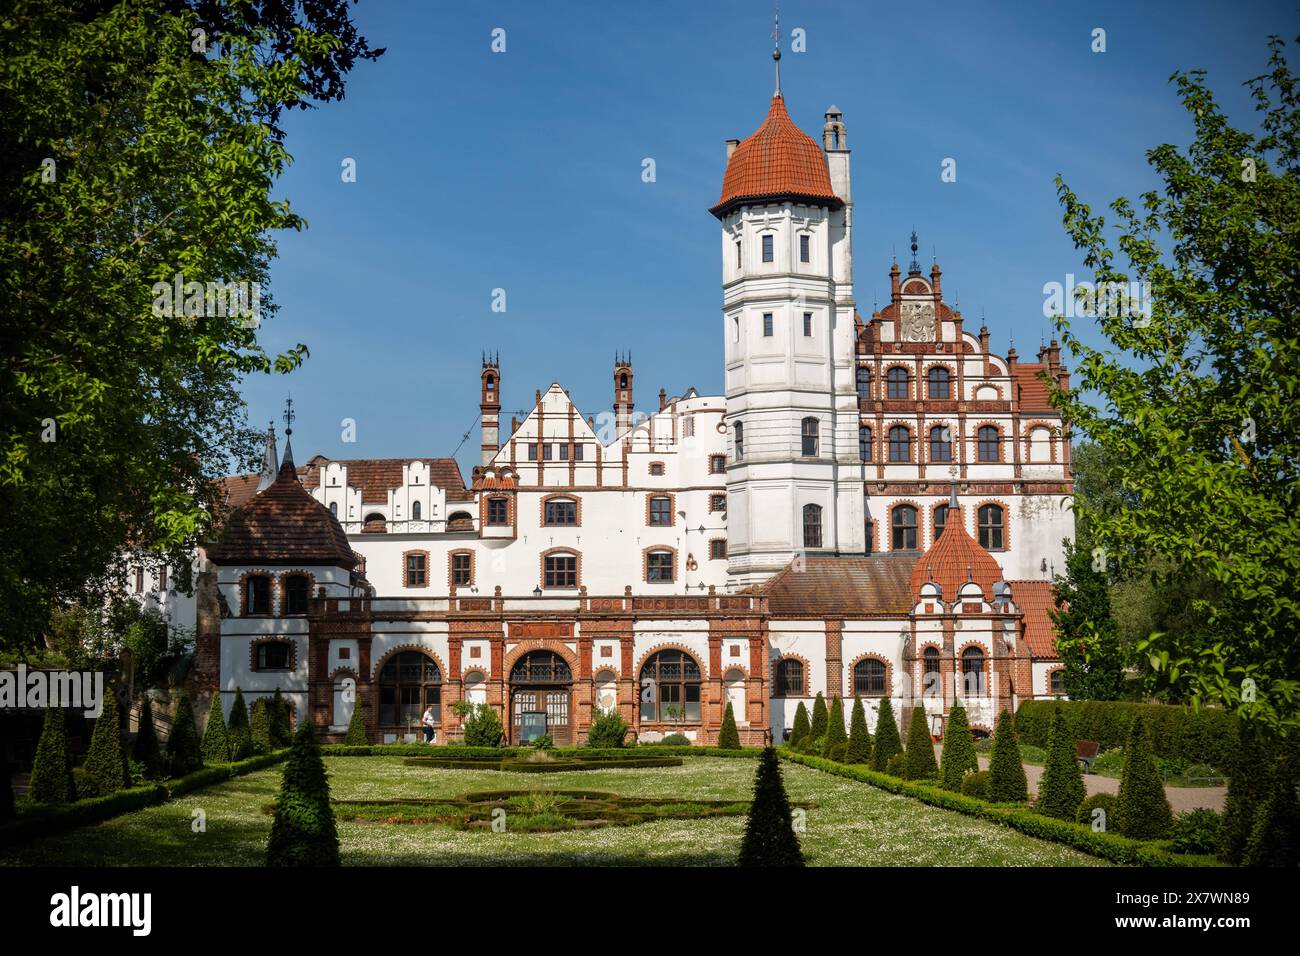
[977,425,1000,462]
[255,640,291,670]
[856,366,872,400]
[891,505,918,550]
[543,496,578,526]
[933,503,949,540]
[379,651,441,728]
[619,372,629,389]
[486,497,509,525]
[447,511,474,530]
[978,504,1005,550]
[853,657,887,696]
[922,647,942,698]
[411,500,421,521]
[329,501,338,518]
[332,674,356,731]
[1028,426,1052,463]
[887,367,910,399]
[485,373,495,393]
[640,649,702,722]
[801,417,819,456]
[282,574,309,616]
[929,425,952,462]
[774,658,805,697]
[543,551,578,588]
[1049,669,1065,696]
[464,670,488,705]
[802,504,823,548]
[648,495,672,526]
[594,670,618,712]
[888,425,912,462]
[646,549,674,582]
[363,512,386,533]
[927,366,951,399]
[859,426,872,462]
[961,647,986,696]
[244,574,272,616]
[510,651,571,684]
[450,551,473,587]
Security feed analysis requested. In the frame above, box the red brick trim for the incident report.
[642,544,678,583]
[707,537,727,560]
[276,570,317,617]
[1045,665,1066,697]
[237,571,276,617]
[770,652,811,697]
[371,644,449,684]
[448,549,475,589]
[249,636,297,672]
[481,493,513,529]
[1022,419,1059,464]
[921,362,957,400]
[539,492,582,528]
[539,547,582,590]
[401,549,430,588]
[503,638,579,675]
[645,491,676,527]
[972,419,1006,463]
[327,664,359,683]
[634,643,706,680]
[883,363,913,400]
[924,420,957,465]
[708,491,727,513]
[888,499,923,552]
[973,381,1005,400]
[847,652,893,698]
[648,460,666,477]
[972,498,1010,552]
[885,421,914,463]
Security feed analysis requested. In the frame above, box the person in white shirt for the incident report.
[422,705,437,745]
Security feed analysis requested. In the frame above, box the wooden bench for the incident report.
[1076,740,1100,773]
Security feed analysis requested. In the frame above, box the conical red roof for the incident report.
[910,506,1002,602]
[710,95,840,218]
[208,459,357,569]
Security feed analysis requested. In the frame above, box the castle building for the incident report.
[183,66,1073,747]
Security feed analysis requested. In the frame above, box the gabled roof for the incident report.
[208,460,357,569]
[754,555,915,616]
[710,95,841,219]
[299,456,470,503]
[1009,579,1061,659]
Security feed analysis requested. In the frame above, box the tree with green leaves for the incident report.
[939,700,978,791]
[344,700,368,746]
[250,697,273,755]
[788,702,810,750]
[871,698,902,772]
[201,699,230,764]
[166,694,203,776]
[132,696,163,779]
[227,689,252,760]
[845,697,872,765]
[82,689,129,797]
[29,707,75,804]
[903,706,939,780]
[462,703,504,747]
[1047,35,1300,737]
[1242,768,1300,867]
[266,718,340,866]
[738,747,804,867]
[1116,717,1173,839]
[0,0,380,655]
[808,693,828,742]
[1037,710,1087,820]
[718,701,741,750]
[269,688,292,748]
[987,711,1028,803]
[1051,541,1127,701]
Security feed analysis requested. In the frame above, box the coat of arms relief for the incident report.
[900,300,936,341]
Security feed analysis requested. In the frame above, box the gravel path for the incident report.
[971,753,1226,812]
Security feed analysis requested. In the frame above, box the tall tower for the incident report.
[480,352,500,467]
[710,45,861,586]
[613,352,634,432]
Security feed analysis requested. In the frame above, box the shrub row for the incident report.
[778,750,1199,867]
[318,743,759,759]
[1014,700,1236,768]
[0,750,289,850]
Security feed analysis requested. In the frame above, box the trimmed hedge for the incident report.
[1015,700,1236,769]
[318,743,761,759]
[779,751,1188,866]
[718,702,741,750]
[789,702,811,750]
[871,698,902,772]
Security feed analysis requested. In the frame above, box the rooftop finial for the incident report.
[282,394,295,437]
[908,229,920,274]
[772,0,782,96]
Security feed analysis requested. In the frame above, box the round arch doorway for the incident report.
[509,651,572,745]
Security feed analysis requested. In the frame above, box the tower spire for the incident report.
[772,1,782,96]
[279,394,296,472]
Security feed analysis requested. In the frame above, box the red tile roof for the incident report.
[1013,364,1054,412]
[208,460,357,569]
[710,95,840,218]
[910,506,1003,602]
[1010,579,1061,659]
[298,456,469,503]
[753,555,915,616]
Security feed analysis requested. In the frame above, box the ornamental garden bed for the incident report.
[400,754,684,772]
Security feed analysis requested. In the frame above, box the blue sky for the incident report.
[242,0,1295,481]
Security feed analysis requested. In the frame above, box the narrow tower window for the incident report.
[761,234,773,262]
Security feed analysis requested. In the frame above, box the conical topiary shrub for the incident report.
[738,747,804,867]
[903,705,939,780]
[845,697,872,765]
[270,688,292,747]
[266,719,340,866]
[939,699,978,791]
[987,711,1028,803]
[82,690,129,797]
[133,696,163,779]
[1037,709,1086,820]
[1242,769,1300,868]
[871,698,902,772]
[344,699,368,745]
[1218,722,1275,864]
[1116,716,1172,839]
[166,693,203,776]
[250,697,273,755]
[718,701,741,750]
[808,693,828,742]
[822,697,847,759]
[201,699,231,764]
[227,688,252,760]
[787,702,810,749]
[29,707,75,804]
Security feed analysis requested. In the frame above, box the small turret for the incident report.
[480,352,501,467]
[614,352,634,432]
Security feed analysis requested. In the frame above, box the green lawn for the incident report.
[0,757,1109,867]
